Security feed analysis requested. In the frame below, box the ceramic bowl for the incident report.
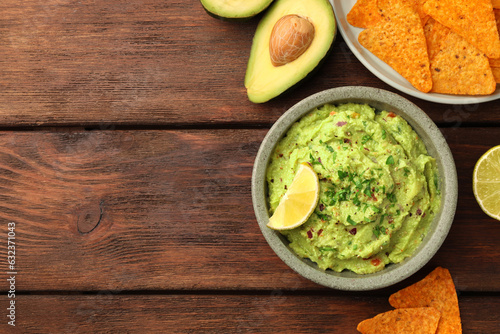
[251,86,458,291]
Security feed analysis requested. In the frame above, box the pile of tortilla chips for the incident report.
[357,267,462,334]
[348,0,500,95]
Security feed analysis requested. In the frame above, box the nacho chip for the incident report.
[491,57,500,67]
[423,17,451,61]
[358,0,432,92]
[429,30,496,95]
[347,0,382,29]
[412,0,428,24]
[357,307,441,334]
[492,66,500,83]
[422,0,500,59]
[490,10,500,66]
[389,267,462,334]
[493,0,500,9]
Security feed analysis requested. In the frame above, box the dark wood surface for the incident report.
[0,0,499,332]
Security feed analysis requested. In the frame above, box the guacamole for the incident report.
[266,103,441,274]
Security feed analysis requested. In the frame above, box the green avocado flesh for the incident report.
[200,0,273,19]
[245,0,336,103]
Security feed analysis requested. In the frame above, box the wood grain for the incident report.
[0,294,497,333]
[0,0,499,127]
[0,128,499,292]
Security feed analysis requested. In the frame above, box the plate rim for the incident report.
[330,0,500,105]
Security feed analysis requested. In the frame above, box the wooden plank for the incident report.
[0,0,499,127]
[0,128,499,291]
[0,294,498,333]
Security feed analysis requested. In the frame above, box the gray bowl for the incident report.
[251,86,458,291]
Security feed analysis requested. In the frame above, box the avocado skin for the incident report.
[200,0,274,22]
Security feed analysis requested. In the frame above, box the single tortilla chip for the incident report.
[423,17,451,61]
[412,0,428,24]
[358,0,432,92]
[491,58,500,67]
[347,0,382,28]
[357,307,441,334]
[389,267,462,334]
[492,67,500,83]
[422,0,500,59]
[493,0,500,9]
[491,9,500,66]
[429,30,496,95]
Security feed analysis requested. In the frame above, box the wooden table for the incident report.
[1,1,499,332]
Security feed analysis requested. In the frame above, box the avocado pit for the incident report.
[269,14,315,67]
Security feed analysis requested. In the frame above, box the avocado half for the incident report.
[244,0,336,103]
[200,0,274,20]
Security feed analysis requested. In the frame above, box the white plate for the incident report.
[330,0,500,105]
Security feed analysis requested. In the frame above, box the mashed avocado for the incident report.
[266,103,441,274]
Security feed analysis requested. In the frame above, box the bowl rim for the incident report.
[251,86,458,291]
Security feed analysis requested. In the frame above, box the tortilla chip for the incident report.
[357,307,441,334]
[423,17,451,61]
[347,0,382,29]
[493,0,500,9]
[491,58,500,67]
[422,0,500,59]
[429,30,496,95]
[492,66,500,83]
[412,0,428,24]
[389,267,462,334]
[358,0,432,92]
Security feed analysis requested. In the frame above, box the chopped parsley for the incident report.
[347,215,357,226]
[338,170,348,180]
[373,223,388,239]
[316,211,330,221]
[386,155,395,165]
[309,153,322,166]
[361,134,373,145]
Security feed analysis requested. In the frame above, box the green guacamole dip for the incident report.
[266,103,441,274]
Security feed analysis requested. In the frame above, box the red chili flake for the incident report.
[319,203,325,211]
[318,157,323,164]
[349,228,357,235]
[307,230,313,239]
[371,258,381,266]
[344,138,351,144]
[317,229,323,236]
[278,153,283,158]
[387,112,397,118]
[371,193,377,201]
[416,208,422,215]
